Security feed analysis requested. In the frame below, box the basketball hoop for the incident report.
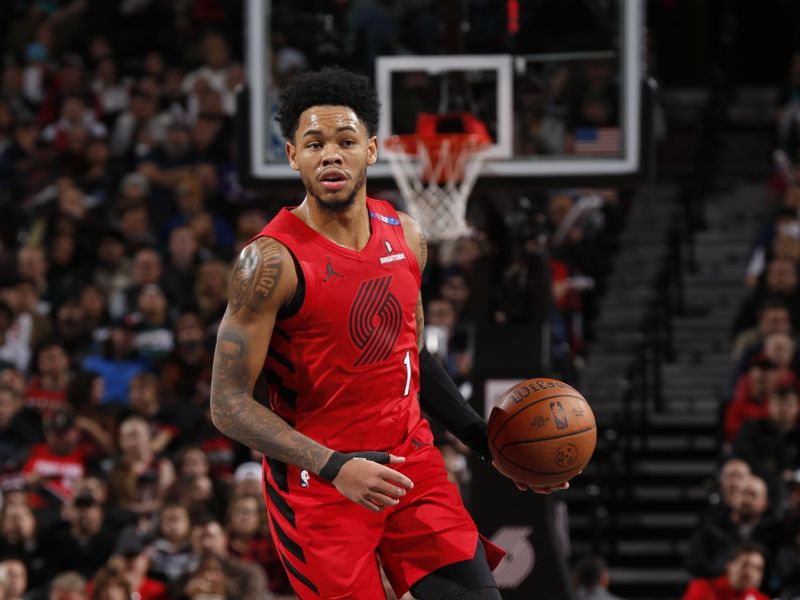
[384,112,492,242]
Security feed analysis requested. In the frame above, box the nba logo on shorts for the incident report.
[300,469,310,488]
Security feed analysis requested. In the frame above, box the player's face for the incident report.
[287,105,377,213]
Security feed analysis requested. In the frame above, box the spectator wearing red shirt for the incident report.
[25,339,71,415]
[22,407,87,506]
[682,542,770,600]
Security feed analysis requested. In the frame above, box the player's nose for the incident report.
[321,144,343,165]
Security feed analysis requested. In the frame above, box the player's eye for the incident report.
[342,139,356,147]
[307,141,321,149]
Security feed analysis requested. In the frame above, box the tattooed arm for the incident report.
[210,237,334,475]
[211,236,413,508]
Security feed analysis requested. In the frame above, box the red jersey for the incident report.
[254,198,422,451]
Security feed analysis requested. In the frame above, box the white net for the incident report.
[384,135,490,242]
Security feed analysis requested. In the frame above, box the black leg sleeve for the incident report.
[411,539,502,600]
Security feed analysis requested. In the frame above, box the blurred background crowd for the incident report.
[0,1,627,599]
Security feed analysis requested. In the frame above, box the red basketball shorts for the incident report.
[261,422,505,599]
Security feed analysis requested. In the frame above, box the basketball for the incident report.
[488,378,597,488]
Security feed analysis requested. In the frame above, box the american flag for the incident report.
[574,127,621,155]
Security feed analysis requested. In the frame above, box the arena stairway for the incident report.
[564,184,766,600]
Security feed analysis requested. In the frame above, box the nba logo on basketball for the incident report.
[549,401,569,430]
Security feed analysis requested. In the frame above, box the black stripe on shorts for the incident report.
[263,478,296,528]
[280,548,319,594]
[271,512,306,564]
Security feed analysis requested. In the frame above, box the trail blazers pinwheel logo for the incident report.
[348,276,402,366]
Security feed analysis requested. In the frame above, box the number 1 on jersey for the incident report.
[403,350,411,396]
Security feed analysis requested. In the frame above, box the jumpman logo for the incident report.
[323,257,344,282]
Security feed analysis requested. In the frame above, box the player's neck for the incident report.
[297,195,372,251]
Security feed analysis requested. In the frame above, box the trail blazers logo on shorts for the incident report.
[348,275,402,366]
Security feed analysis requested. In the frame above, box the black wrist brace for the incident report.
[319,450,391,483]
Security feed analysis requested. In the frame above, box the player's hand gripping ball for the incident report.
[489,378,596,489]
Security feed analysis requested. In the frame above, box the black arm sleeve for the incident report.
[418,347,491,462]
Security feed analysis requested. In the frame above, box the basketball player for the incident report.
[210,67,566,600]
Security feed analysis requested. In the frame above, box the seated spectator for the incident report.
[48,571,87,600]
[131,285,173,363]
[572,554,624,600]
[732,297,792,364]
[226,494,289,596]
[99,538,167,600]
[124,372,184,454]
[687,475,782,579]
[0,301,30,373]
[159,311,212,409]
[108,415,175,518]
[682,542,769,600]
[22,407,89,507]
[89,564,131,600]
[194,260,228,331]
[162,227,199,311]
[231,462,263,499]
[724,358,794,443]
[0,503,44,584]
[25,339,72,414]
[39,489,117,581]
[0,560,27,600]
[147,504,194,586]
[121,248,163,317]
[81,318,149,404]
[732,386,800,503]
[0,384,42,469]
[187,519,268,600]
[173,447,228,511]
[734,258,800,337]
[705,459,753,520]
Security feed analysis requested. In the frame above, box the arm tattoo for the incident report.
[418,224,428,272]
[229,239,283,315]
[210,327,332,474]
[211,238,332,475]
[415,295,424,350]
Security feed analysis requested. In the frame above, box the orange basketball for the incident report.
[488,378,596,488]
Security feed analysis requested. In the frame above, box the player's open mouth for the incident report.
[319,169,348,190]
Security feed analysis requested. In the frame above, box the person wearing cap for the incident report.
[39,488,116,582]
[92,536,167,600]
[21,406,88,508]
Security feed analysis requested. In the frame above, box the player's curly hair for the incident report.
[275,67,380,141]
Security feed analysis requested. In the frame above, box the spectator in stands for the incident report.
[81,318,148,404]
[40,489,116,581]
[125,372,180,454]
[162,226,199,310]
[194,260,228,331]
[572,554,624,600]
[734,257,800,337]
[48,571,87,600]
[226,493,289,595]
[732,298,793,363]
[108,415,175,519]
[732,386,800,503]
[89,564,131,600]
[0,561,27,600]
[705,459,752,521]
[188,519,268,600]
[22,406,89,507]
[147,504,194,586]
[25,339,71,414]
[0,384,42,467]
[0,503,43,584]
[172,446,228,518]
[131,284,174,363]
[159,311,212,410]
[687,475,782,579]
[682,542,770,600]
[103,537,167,600]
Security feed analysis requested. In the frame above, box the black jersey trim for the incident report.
[266,456,289,492]
[271,512,306,564]
[280,549,319,594]
[268,347,296,373]
[273,327,291,342]
[276,249,305,320]
[264,478,296,528]
[263,368,298,409]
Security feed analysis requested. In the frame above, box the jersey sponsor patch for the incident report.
[380,252,406,264]
[369,211,401,226]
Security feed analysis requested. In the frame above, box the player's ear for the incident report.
[366,136,378,166]
[286,141,299,171]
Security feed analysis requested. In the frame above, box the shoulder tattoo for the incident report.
[229,238,284,314]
